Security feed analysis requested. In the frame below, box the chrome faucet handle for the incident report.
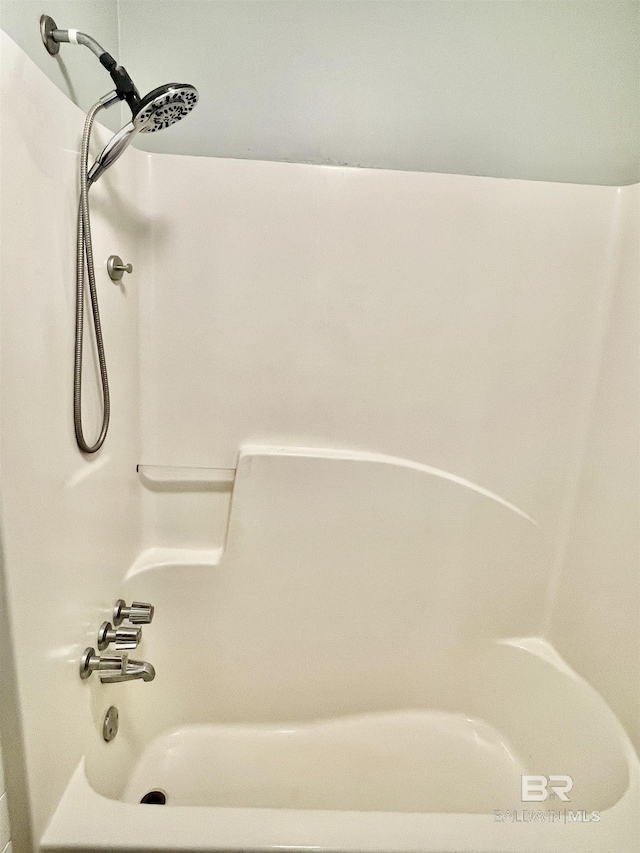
[79,648,155,683]
[80,647,119,680]
[97,621,141,651]
[113,599,154,626]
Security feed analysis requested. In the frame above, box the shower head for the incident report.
[39,20,199,183]
[134,84,199,133]
[88,83,199,184]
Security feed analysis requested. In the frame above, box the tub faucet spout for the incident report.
[80,648,156,683]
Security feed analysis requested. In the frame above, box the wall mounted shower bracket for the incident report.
[107,255,133,282]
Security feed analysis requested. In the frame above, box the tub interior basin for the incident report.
[86,632,630,815]
[122,711,526,811]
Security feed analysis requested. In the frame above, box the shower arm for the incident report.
[40,16,141,114]
[50,28,107,59]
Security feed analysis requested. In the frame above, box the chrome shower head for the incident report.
[133,84,199,133]
[40,21,200,182]
[88,83,199,184]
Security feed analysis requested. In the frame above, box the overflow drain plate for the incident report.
[102,706,119,742]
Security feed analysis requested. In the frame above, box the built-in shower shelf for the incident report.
[137,464,235,489]
[125,547,223,580]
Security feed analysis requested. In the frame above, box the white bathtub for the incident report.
[41,636,640,852]
[41,449,640,852]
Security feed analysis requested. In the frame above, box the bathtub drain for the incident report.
[140,790,167,805]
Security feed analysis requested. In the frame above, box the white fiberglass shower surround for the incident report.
[0,26,639,853]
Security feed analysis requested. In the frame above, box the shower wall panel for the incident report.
[550,184,640,754]
[141,155,637,745]
[142,156,621,561]
[0,31,149,840]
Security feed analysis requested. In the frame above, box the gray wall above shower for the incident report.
[2,1,639,184]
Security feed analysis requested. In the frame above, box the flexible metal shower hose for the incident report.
[74,101,110,452]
